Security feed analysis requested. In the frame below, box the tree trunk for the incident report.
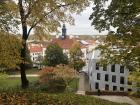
[20,40,29,89]
[18,0,29,88]
[20,23,29,89]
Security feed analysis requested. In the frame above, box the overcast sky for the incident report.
[16,2,109,36]
[61,6,108,35]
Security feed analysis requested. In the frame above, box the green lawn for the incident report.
[0,76,78,90]
[6,68,39,75]
[0,77,38,89]
[0,76,77,92]
[66,78,79,92]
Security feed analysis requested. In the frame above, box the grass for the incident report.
[0,75,78,91]
[0,77,38,89]
[66,78,79,92]
[6,68,39,75]
[25,68,39,74]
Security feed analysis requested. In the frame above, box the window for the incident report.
[105,84,109,90]
[128,89,132,92]
[112,75,116,83]
[103,65,107,71]
[120,66,124,73]
[105,74,109,81]
[95,82,99,89]
[120,77,125,84]
[96,63,99,70]
[111,64,115,72]
[120,87,124,91]
[97,73,100,80]
[113,86,117,91]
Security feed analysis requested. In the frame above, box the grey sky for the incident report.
[64,6,108,35]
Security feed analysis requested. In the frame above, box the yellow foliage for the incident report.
[0,32,22,69]
[128,69,140,83]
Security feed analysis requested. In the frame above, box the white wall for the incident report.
[87,50,134,92]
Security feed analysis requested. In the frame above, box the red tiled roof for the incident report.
[52,37,76,49]
[29,46,43,53]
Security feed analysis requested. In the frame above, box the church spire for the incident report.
[62,24,66,39]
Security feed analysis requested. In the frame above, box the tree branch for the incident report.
[27,18,38,36]
[18,0,25,20]
[25,0,35,19]
[27,1,79,37]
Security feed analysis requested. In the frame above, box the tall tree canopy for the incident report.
[0,32,32,69]
[0,32,22,69]
[44,43,68,67]
[90,0,140,82]
[69,42,85,72]
[0,0,90,88]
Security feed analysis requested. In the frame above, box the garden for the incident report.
[0,66,130,105]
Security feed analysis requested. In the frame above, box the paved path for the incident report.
[93,95,138,105]
[9,74,39,77]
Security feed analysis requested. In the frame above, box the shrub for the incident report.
[47,77,66,92]
[38,67,66,92]
[44,43,68,67]
[39,67,55,84]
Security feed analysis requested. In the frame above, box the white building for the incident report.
[83,49,134,92]
[28,43,47,67]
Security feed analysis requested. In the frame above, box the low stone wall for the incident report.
[85,91,128,96]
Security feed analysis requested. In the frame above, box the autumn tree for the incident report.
[0,32,32,70]
[28,26,51,41]
[69,42,85,72]
[0,0,90,88]
[0,32,22,69]
[90,0,140,82]
[44,43,68,67]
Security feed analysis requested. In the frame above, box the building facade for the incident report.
[84,50,134,92]
[28,43,46,67]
